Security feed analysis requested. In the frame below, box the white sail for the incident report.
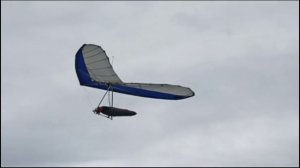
[81,44,123,84]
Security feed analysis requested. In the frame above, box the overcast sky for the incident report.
[1,1,299,167]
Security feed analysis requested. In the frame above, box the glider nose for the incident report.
[98,106,104,112]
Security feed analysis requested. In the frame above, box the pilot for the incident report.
[93,107,103,115]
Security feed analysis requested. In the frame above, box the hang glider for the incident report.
[75,44,195,119]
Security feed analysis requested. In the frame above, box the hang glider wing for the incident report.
[112,83,194,100]
[75,44,194,100]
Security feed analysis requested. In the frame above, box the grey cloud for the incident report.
[1,1,299,167]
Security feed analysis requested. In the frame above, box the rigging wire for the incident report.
[108,88,111,106]
[112,87,114,107]
[97,85,111,107]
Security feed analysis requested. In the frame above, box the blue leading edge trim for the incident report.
[75,44,90,85]
[75,44,191,100]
